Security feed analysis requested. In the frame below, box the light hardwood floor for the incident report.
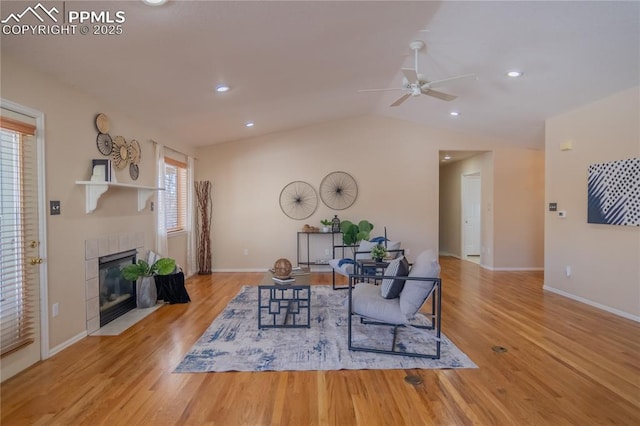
[2,257,639,425]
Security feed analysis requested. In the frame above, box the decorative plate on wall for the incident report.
[319,171,358,210]
[95,113,110,134]
[96,133,113,156]
[128,139,141,164]
[129,163,139,180]
[112,136,129,169]
[279,181,318,220]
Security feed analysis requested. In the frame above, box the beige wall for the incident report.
[493,147,545,269]
[1,54,194,380]
[196,115,543,271]
[545,86,640,319]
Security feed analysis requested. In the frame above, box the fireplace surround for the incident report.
[85,232,145,333]
[98,249,137,327]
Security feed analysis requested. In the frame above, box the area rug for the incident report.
[174,285,476,372]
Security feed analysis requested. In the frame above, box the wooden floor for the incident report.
[2,257,639,425]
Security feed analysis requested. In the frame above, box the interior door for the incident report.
[462,174,481,256]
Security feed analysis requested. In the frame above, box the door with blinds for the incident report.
[0,107,43,381]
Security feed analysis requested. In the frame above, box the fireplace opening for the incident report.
[99,249,137,327]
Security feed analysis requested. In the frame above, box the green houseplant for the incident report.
[122,257,176,308]
[121,258,176,281]
[371,244,387,262]
[340,220,374,257]
[320,219,332,233]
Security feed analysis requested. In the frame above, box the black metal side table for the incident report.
[258,285,311,328]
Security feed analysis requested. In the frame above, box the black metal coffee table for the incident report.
[258,271,311,329]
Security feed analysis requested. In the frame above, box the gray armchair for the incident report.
[347,250,442,359]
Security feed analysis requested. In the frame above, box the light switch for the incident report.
[50,200,61,215]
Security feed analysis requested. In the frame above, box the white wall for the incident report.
[196,115,544,272]
[545,86,640,320]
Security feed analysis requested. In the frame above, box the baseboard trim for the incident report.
[482,265,544,271]
[543,285,640,323]
[48,331,87,358]
[439,251,461,259]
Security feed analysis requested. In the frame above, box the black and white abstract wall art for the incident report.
[587,158,639,226]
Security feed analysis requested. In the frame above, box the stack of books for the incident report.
[272,276,295,285]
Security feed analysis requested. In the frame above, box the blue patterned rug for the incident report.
[174,285,476,372]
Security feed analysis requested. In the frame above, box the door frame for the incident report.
[461,172,481,261]
[1,98,49,359]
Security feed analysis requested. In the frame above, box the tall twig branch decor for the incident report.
[195,181,213,275]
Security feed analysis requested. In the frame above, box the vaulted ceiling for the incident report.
[1,1,638,149]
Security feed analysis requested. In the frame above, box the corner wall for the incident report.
[545,86,640,319]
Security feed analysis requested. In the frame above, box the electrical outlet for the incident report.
[243,248,249,256]
[52,303,59,317]
[565,266,572,277]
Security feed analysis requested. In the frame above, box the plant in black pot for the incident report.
[122,257,176,308]
[371,244,387,262]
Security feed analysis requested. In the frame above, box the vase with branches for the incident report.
[195,181,213,275]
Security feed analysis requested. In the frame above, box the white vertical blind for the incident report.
[164,157,187,233]
[0,116,37,356]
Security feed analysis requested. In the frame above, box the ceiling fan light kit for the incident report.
[358,40,476,107]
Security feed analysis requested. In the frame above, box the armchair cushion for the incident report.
[351,282,407,324]
[399,250,440,319]
[380,256,410,299]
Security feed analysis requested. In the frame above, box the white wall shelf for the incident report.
[75,181,164,213]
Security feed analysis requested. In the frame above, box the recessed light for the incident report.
[142,0,167,6]
[215,84,230,93]
[443,155,452,160]
[450,111,460,116]
[506,70,523,78]
[245,122,254,128]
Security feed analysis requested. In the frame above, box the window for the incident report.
[0,115,37,356]
[164,157,187,233]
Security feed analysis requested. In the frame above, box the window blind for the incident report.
[0,115,37,356]
[164,157,187,233]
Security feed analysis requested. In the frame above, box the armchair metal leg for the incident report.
[332,269,348,290]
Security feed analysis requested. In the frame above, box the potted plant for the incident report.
[340,220,374,256]
[122,257,176,308]
[320,219,332,233]
[371,244,387,262]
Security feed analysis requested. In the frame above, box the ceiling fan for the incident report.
[359,40,476,107]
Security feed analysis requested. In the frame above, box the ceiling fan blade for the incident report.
[390,93,411,107]
[401,68,419,84]
[357,88,405,93]
[424,73,477,89]
[421,89,457,102]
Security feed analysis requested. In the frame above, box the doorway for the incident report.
[461,173,481,264]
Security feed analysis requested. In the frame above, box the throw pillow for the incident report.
[380,256,410,299]
[354,240,376,260]
[385,241,402,258]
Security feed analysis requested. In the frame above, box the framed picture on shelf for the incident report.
[91,159,111,182]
